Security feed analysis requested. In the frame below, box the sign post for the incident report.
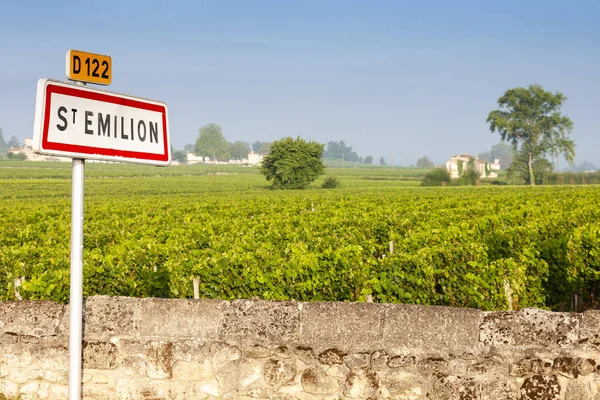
[33,56,170,399]
[69,156,85,400]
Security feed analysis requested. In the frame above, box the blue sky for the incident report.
[1,0,599,166]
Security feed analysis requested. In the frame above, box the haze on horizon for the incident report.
[1,0,599,167]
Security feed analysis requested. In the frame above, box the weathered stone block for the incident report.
[300,302,384,353]
[577,358,596,376]
[327,364,349,378]
[20,380,50,399]
[144,341,173,379]
[295,346,317,365]
[119,354,147,377]
[197,379,220,397]
[318,348,346,365]
[379,370,425,399]
[565,379,590,400]
[1,380,20,398]
[521,375,561,400]
[431,374,477,400]
[384,304,481,356]
[117,378,208,400]
[300,367,339,395]
[8,368,30,384]
[344,366,380,399]
[171,339,206,363]
[371,350,390,371]
[344,353,371,369]
[244,344,272,359]
[0,301,64,337]
[480,378,518,400]
[92,374,109,384]
[48,383,68,399]
[28,368,68,385]
[82,296,141,339]
[468,357,505,375]
[33,345,69,370]
[553,357,579,378]
[204,342,241,367]
[171,360,214,381]
[416,357,449,376]
[480,308,579,352]
[220,300,299,345]
[580,310,600,351]
[139,298,224,340]
[274,346,291,359]
[83,341,118,370]
[388,354,416,369]
[264,358,297,386]
[215,358,262,392]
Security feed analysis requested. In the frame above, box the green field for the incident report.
[1,161,599,311]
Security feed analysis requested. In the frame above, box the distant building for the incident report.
[9,138,70,162]
[247,152,264,166]
[186,152,207,164]
[446,153,500,179]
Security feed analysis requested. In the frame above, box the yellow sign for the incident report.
[66,50,112,86]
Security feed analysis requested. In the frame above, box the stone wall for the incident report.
[1,297,600,399]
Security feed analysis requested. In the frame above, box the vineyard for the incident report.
[1,161,600,311]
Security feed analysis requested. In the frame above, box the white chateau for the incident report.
[445,153,501,179]
[8,138,71,162]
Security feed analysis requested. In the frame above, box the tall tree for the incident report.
[195,123,230,161]
[184,144,195,153]
[380,157,386,166]
[7,136,20,148]
[363,155,373,164]
[258,142,272,155]
[479,143,513,169]
[487,84,575,185]
[170,145,187,164]
[260,137,325,189]
[416,156,435,168]
[230,141,251,159]
[0,128,7,152]
[252,141,263,152]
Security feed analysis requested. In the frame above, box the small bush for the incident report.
[322,175,341,189]
[421,168,451,186]
[461,168,480,186]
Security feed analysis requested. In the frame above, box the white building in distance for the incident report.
[247,152,264,166]
[446,153,500,179]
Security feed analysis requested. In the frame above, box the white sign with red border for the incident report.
[33,78,170,166]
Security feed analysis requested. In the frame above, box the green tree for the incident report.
[479,143,514,169]
[507,150,554,185]
[258,142,272,155]
[7,136,20,148]
[460,159,481,186]
[0,128,8,157]
[195,123,230,161]
[363,155,373,164]
[487,84,575,185]
[170,146,187,164]
[230,141,250,160]
[184,144,195,153]
[260,137,325,189]
[251,141,263,152]
[416,156,435,168]
[7,152,27,160]
[421,168,451,186]
[380,157,386,166]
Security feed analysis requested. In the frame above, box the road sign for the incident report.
[33,78,171,166]
[66,49,112,86]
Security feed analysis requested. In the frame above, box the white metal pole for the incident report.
[68,157,85,400]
